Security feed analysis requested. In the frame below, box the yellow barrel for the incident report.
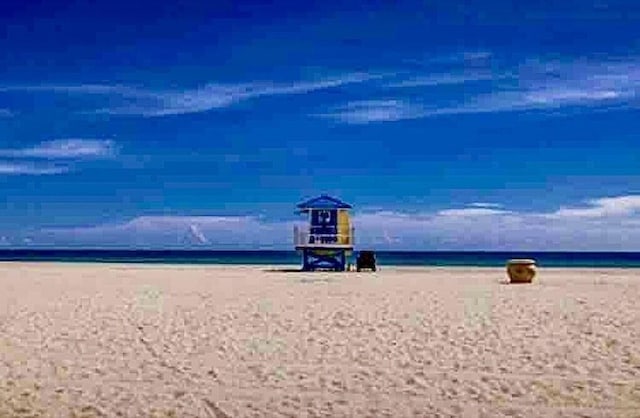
[506,259,537,283]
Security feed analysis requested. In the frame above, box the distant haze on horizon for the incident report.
[1,0,640,251]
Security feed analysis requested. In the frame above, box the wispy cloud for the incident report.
[469,202,503,208]
[0,84,137,95]
[0,109,13,117]
[400,51,493,69]
[317,100,425,124]
[437,207,509,217]
[411,90,625,118]
[422,51,493,65]
[324,89,624,124]
[443,57,640,113]
[107,73,381,116]
[0,161,70,175]
[453,89,626,115]
[0,139,118,176]
[325,56,640,123]
[5,55,639,122]
[0,139,117,159]
[387,71,507,88]
[3,73,383,117]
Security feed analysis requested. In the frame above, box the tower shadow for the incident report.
[263,268,303,273]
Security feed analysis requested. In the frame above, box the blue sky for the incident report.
[1,0,640,250]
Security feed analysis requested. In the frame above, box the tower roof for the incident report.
[296,194,352,210]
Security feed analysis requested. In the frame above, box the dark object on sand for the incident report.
[356,251,377,272]
[506,259,536,283]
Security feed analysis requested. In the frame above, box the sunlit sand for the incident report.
[1,263,639,417]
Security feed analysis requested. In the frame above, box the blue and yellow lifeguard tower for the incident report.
[293,194,355,271]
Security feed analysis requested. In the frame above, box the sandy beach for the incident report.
[0,263,639,417]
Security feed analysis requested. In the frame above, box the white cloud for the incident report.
[399,51,493,68]
[38,215,294,249]
[330,82,628,122]
[0,109,12,117]
[437,207,509,217]
[546,195,640,219]
[324,56,640,123]
[522,88,622,105]
[317,100,425,124]
[124,216,256,230]
[5,55,640,122]
[0,139,118,176]
[454,89,625,115]
[20,194,640,250]
[426,51,493,64]
[111,73,382,116]
[3,73,383,117]
[413,89,625,118]
[320,70,626,122]
[0,161,70,175]
[0,139,117,159]
[256,73,382,95]
[0,84,137,94]
[469,202,503,208]
[461,52,493,61]
[387,71,506,88]
[429,57,640,114]
[353,197,640,251]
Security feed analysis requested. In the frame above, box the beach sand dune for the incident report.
[1,264,639,417]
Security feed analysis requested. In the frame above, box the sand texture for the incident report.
[1,263,640,417]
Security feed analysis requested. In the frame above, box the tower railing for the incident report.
[293,226,355,247]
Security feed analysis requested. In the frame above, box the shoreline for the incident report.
[2,249,640,269]
[3,260,640,271]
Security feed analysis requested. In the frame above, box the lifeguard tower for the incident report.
[293,194,355,271]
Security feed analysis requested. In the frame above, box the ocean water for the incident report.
[1,250,640,267]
